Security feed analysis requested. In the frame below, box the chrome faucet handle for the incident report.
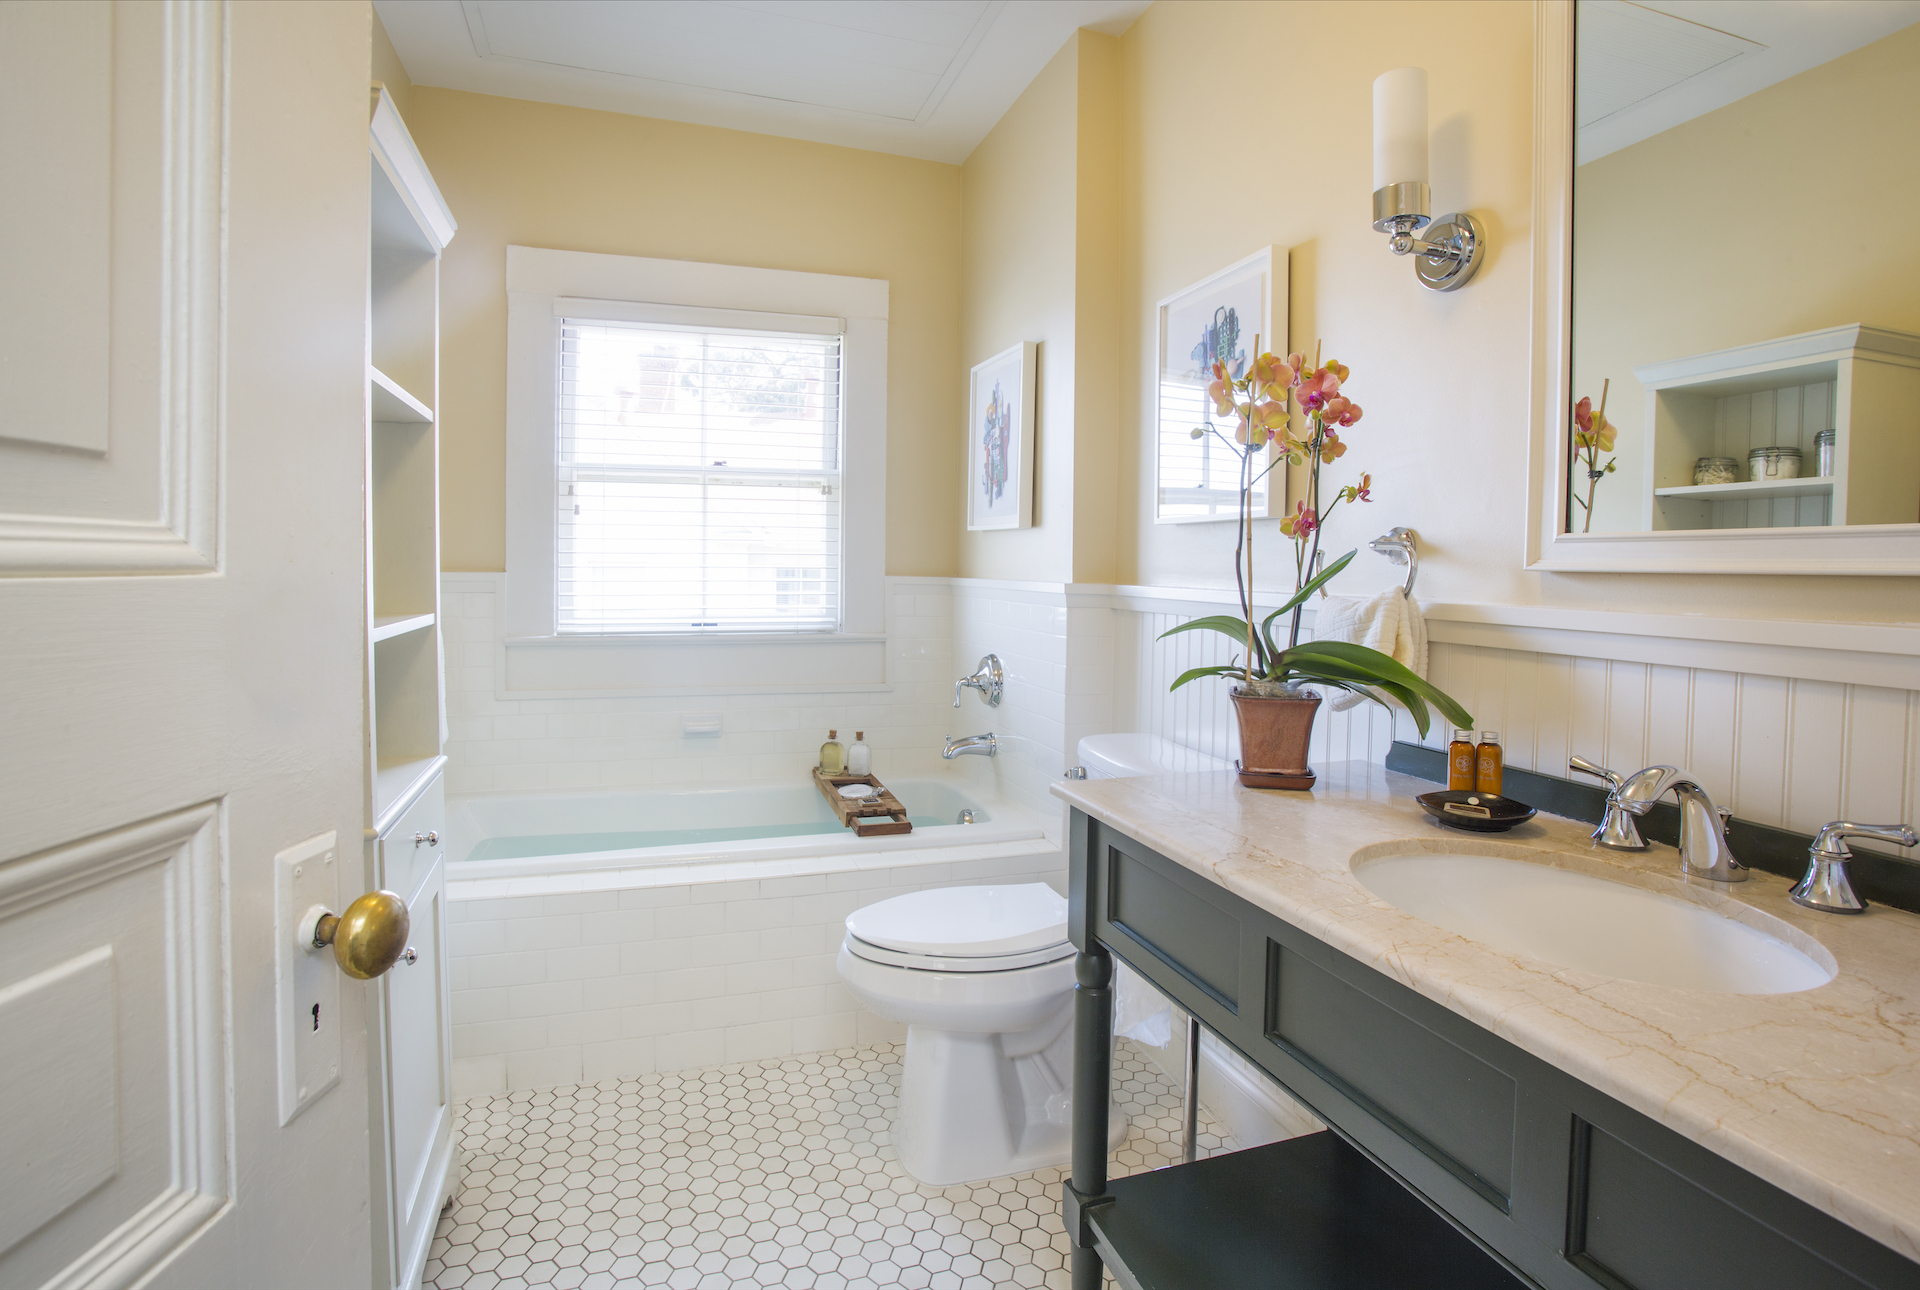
[1792,821,1918,915]
[1570,755,1647,851]
[1568,755,1623,792]
[953,654,1004,709]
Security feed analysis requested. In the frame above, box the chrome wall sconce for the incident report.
[1372,67,1484,292]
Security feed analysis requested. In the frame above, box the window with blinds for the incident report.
[556,315,844,634]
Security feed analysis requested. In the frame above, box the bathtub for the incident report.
[445,775,1055,896]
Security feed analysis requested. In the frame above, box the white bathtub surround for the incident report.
[424,1040,1240,1290]
[447,847,1067,1098]
[445,778,1044,885]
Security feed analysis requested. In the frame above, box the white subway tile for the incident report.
[790,1013,857,1056]
[655,1028,725,1073]
[548,1007,623,1047]
[453,1016,547,1058]
[506,1045,582,1092]
[545,943,621,981]
[451,1055,507,1100]
[508,979,582,1019]
[580,1037,655,1082]
[724,1020,792,1065]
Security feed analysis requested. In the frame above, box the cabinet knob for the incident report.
[305,890,411,980]
[414,831,438,847]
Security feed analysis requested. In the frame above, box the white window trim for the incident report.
[505,246,888,692]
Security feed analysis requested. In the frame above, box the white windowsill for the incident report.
[506,632,885,647]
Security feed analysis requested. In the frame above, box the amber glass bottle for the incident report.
[819,730,846,775]
[1447,730,1476,791]
[1475,731,1504,796]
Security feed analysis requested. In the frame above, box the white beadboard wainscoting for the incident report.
[1109,586,1919,855]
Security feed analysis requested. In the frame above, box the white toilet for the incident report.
[836,735,1227,1187]
[836,883,1111,1186]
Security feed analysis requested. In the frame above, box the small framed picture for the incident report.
[966,341,1037,531]
[1153,247,1284,524]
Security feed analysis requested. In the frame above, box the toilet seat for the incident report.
[844,883,1068,957]
[843,933,1073,974]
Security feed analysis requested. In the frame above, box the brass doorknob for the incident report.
[306,890,411,979]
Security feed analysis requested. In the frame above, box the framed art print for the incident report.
[1153,247,1283,524]
[966,341,1036,531]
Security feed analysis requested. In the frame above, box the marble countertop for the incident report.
[1052,761,1920,1263]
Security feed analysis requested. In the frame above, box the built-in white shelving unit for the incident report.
[1636,325,1920,532]
[365,83,458,1290]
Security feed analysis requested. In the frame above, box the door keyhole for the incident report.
[311,1003,321,1032]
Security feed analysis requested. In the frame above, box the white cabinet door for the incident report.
[373,794,456,1290]
[0,3,378,1287]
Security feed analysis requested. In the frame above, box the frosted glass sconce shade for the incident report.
[1370,66,1483,291]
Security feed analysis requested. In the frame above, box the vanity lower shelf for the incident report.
[1090,1131,1519,1289]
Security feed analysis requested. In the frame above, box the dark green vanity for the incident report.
[1062,809,1920,1290]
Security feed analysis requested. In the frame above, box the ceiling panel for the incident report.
[376,0,1152,163]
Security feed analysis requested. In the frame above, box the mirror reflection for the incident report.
[1569,1,1920,536]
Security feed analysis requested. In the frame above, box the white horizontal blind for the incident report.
[1157,375,1269,520]
[557,316,843,633]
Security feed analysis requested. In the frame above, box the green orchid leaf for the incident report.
[1281,659,1435,737]
[1158,615,1256,645]
[1278,640,1472,730]
[1168,663,1244,692]
[1271,549,1358,618]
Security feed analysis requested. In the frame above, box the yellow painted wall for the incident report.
[957,30,1123,584]
[1572,22,1920,533]
[405,88,963,575]
[1105,0,1910,620]
[958,39,1079,582]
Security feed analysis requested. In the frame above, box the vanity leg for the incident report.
[1067,945,1113,1290]
[1182,1010,1201,1164]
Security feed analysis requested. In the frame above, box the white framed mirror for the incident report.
[1527,0,1920,575]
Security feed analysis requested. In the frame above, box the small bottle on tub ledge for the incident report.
[847,732,871,776]
[1448,729,1476,791]
[1475,731,1504,796]
[820,730,846,776]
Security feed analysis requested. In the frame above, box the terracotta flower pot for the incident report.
[1230,687,1321,790]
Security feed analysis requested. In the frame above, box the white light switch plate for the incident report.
[276,831,342,1125]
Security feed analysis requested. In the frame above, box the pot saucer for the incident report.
[1236,761,1316,791]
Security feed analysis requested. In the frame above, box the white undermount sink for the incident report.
[1352,849,1835,994]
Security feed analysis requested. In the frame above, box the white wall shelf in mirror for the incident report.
[1528,0,1920,576]
[370,366,432,423]
[1636,326,1920,533]
[371,612,436,643]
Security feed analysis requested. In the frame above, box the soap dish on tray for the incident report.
[1416,790,1537,833]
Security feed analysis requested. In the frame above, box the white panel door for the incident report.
[1,3,377,1288]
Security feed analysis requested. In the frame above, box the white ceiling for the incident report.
[373,0,1151,164]
[1577,0,1920,164]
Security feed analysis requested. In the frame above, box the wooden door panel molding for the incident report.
[0,801,231,1290]
[0,0,222,578]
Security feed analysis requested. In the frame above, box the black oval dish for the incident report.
[1416,790,1537,833]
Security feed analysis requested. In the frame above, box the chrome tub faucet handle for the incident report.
[1791,821,1918,914]
[953,654,1004,709]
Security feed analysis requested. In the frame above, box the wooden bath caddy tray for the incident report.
[812,768,913,837]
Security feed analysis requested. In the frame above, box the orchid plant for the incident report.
[1159,342,1471,739]
[1571,378,1616,534]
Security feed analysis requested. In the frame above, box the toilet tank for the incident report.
[1076,733,1229,779]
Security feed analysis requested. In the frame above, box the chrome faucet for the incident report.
[1570,759,1746,882]
[954,654,1004,708]
[1790,821,1918,914]
[943,733,996,759]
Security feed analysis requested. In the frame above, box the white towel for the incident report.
[1313,588,1429,712]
